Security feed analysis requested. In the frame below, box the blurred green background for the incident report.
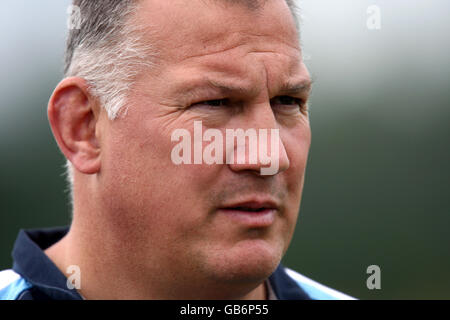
[1,0,449,299]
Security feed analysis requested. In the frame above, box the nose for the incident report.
[227,103,290,176]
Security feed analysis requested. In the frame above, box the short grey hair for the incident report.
[65,0,156,120]
[63,0,300,192]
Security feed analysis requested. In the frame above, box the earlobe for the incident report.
[48,77,102,175]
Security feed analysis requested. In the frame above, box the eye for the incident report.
[271,96,304,109]
[271,95,309,116]
[191,99,229,108]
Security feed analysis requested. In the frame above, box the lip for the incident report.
[218,199,279,227]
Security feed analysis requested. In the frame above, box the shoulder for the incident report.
[0,269,33,300]
[284,267,356,300]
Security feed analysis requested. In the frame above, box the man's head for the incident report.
[64,0,300,118]
[48,0,312,299]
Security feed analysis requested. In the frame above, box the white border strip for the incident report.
[0,269,21,291]
[285,268,356,300]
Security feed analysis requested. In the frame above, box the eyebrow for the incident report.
[278,79,313,95]
[205,79,258,96]
[176,78,313,99]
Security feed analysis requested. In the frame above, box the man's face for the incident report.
[97,0,311,291]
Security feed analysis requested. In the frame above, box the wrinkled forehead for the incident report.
[134,0,300,61]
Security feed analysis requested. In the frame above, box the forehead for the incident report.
[135,0,300,63]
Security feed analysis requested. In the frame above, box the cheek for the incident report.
[284,123,311,177]
[101,116,218,234]
[283,124,311,215]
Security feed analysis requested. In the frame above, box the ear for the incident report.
[48,77,102,175]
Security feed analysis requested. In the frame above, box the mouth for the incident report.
[225,207,269,212]
[218,200,279,227]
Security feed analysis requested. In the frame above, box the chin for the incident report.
[204,239,284,285]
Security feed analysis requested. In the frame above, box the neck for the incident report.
[45,216,267,300]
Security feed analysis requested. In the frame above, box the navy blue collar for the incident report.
[12,227,83,300]
[12,227,310,300]
[269,265,311,299]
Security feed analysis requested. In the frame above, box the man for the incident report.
[0,0,354,300]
